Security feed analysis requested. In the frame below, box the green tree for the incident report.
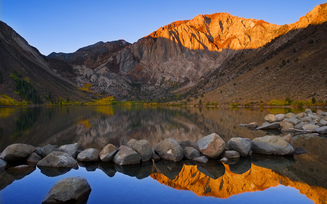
[312,97,316,104]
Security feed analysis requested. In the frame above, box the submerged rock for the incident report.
[0,143,35,161]
[113,145,141,165]
[227,137,251,156]
[252,135,294,155]
[154,138,184,162]
[197,133,225,159]
[42,177,91,204]
[99,144,118,162]
[37,151,77,168]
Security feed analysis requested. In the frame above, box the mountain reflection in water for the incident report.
[1,107,327,203]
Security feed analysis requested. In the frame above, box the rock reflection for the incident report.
[251,154,295,171]
[38,166,73,177]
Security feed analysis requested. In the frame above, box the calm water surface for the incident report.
[0,106,326,204]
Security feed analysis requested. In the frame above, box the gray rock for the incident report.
[99,144,118,162]
[154,138,184,161]
[285,113,296,118]
[184,147,200,160]
[294,122,306,130]
[294,147,307,155]
[0,158,7,170]
[275,114,286,122]
[227,137,252,156]
[317,109,327,116]
[316,126,327,134]
[220,157,228,163]
[126,139,137,148]
[289,116,300,125]
[305,109,313,115]
[319,119,327,126]
[40,144,59,158]
[281,121,294,131]
[77,148,100,162]
[197,133,225,159]
[152,150,161,161]
[282,134,294,147]
[192,156,208,164]
[0,143,35,161]
[264,114,276,122]
[302,124,319,131]
[113,146,141,165]
[297,112,307,118]
[178,140,199,150]
[224,150,240,159]
[308,114,320,124]
[59,143,78,158]
[37,151,77,168]
[27,153,42,163]
[301,117,312,123]
[252,135,294,155]
[256,122,281,130]
[42,177,91,204]
[127,139,152,162]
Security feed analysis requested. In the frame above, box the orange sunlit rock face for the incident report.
[151,163,327,204]
[148,3,327,51]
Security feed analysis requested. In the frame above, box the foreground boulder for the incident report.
[223,150,240,159]
[37,151,77,168]
[252,136,294,155]
[27,153,42,163]
[39,144,59,158]
[154,138,184,161]
[59,143,78,158]
[127,139,152,162]
[77,148,99,162]
[113,146,141,165]
[264,114,276,123]
[0,143,35,161]
[227,137,251,156]
[42,177,91,204]
[99,144,118,162]
[197,133,225,159]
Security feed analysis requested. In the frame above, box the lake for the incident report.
[0,106,327,204]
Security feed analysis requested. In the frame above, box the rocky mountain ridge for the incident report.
[1,3,327,103]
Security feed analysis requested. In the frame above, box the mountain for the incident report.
[0,21,91,103]
[2,3,327,104]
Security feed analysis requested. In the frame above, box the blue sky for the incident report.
[1,0,326,55]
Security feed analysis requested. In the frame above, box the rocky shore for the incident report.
[1,110,319,203]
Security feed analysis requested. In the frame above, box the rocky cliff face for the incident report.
[46,3,327,102]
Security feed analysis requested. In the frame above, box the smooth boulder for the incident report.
[59,143,78,158]
[42,177,91,204]
[99,144,118,162]
[1,143,35,161]
[193,156,208,164]
[197,133,225,159]
[252,136,294,155]
[127,139,152,162]
[113,146,141,165]
[37,151,77,168]
[227,137,251,156]
[0,158,7,170]
[316,126,327,134]
[40,144,59,158]
[154,138,184,161]
[77,148,100,162]
[223,150,240,159]
[264,114,276,122]
[27,153,42,163]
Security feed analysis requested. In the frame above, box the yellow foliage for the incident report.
[78,119,92,128]
[0,95,28,106]
[96,106,114,115]
[79,83,94,92]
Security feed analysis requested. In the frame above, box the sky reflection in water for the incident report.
[0,166,314,204]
